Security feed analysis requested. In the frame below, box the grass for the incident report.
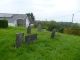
[0,27,80,60]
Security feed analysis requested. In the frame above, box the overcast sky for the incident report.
[0,0,80,23]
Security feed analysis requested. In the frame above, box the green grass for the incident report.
[0,27,80,60]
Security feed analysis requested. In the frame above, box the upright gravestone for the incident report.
[38,23,42,32]
[15,33,24,48]
[27,24,31,34]
[51,29,56,38]
[22,33,24,43]
[25,34,37,45]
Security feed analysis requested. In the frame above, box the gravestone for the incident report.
[51,29,56,38]
[27,24,31,34]
[22,33,24,43]
[25,34,37,45]
[38,23,42,32]
[15,33,24,48]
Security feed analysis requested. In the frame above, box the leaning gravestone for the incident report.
[25,34,37,45]
[15,33,24,48]
[51,29,56,38]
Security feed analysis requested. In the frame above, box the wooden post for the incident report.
[72,14,74,23]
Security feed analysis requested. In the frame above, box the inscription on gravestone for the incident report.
[16,33,24,48]
[25,34,37,45]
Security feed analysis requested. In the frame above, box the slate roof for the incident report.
[0,13,35,24]
[0,13,13,17]
[0,13,27,18]
[13,14,27,19]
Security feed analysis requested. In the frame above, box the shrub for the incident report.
[47,21,57,31]
[0,20,8,28]
[59,28,64,33]
[64,28,80,36]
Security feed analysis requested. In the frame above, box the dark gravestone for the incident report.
[27,24,31,34]
[51,29,56,38]
[16,33,24,48]
[25,34,37,45]
[22,33,24,43]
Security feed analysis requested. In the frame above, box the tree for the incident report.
[27,13,35,24]
[31,13,35,21]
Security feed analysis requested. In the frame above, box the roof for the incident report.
[0,13,35,24]
[13,14,27,19]
[0,13,27,18]
[0,13,13,17]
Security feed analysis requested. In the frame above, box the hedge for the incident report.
[0,20,8,28]
[64,28,80,36]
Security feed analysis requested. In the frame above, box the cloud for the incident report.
[0,0,33,13]
[0,0,80,22]
[32,0,79,19]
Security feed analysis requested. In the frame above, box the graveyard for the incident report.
[0,27,80,60]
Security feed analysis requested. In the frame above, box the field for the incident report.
[0,27,80,60]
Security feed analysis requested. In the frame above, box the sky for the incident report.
[0,0,80,23]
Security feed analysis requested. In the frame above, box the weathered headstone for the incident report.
[25,34,37,45]
[22,33,24,43]
[38,23,42,32]
[15,33,24,48]
[51,29,56,38]
[27,24,31,34]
